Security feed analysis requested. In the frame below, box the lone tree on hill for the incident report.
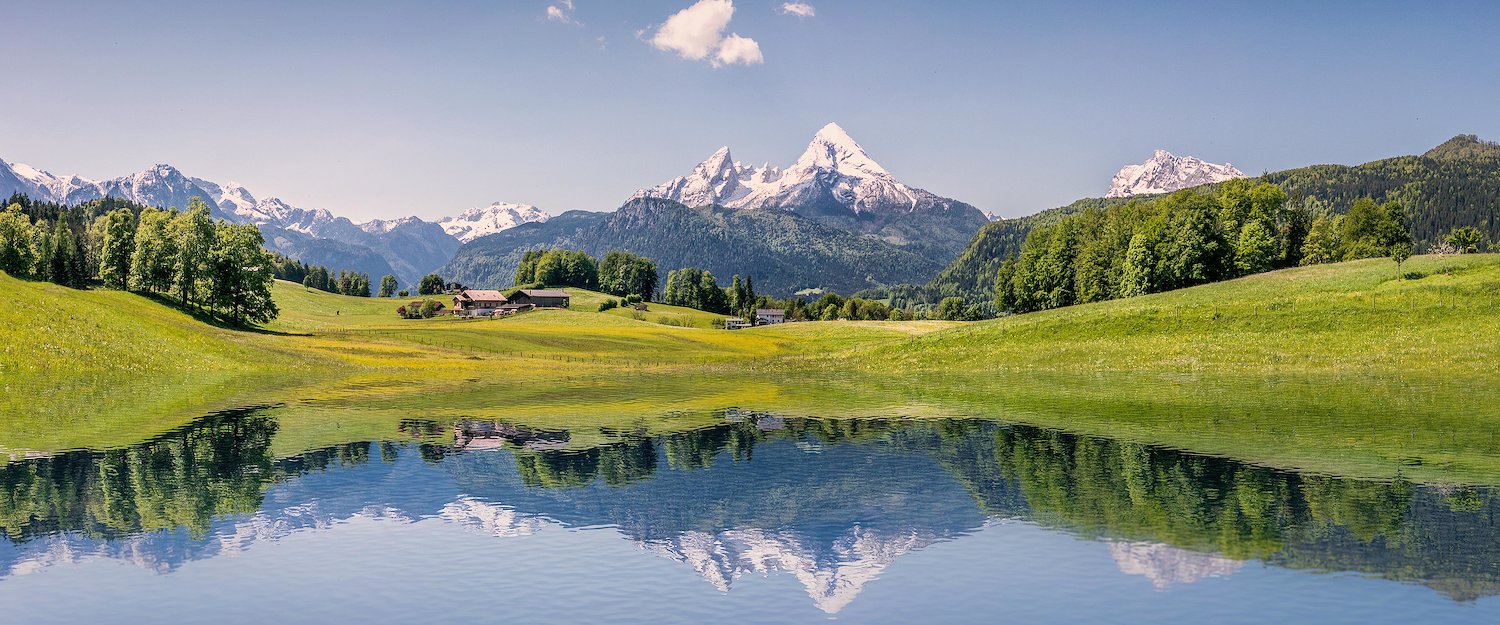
[1391,243,1413,280]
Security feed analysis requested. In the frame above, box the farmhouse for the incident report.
[755,309,786,325]
[509,289,571,308]
[452,289,508,316]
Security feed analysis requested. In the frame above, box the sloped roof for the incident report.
[519,289,571,298]
[459,289,508,301]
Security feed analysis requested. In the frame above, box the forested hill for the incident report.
[930,134,1500,301]
[442,198,944,295]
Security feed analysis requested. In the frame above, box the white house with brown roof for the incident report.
[452,289,508,316]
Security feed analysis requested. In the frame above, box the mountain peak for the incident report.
[1107,149,1245,198]
[438,202,549,242]
[1424,134,1500,161]
[794,122,890,178]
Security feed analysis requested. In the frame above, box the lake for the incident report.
[2,382,1498,625]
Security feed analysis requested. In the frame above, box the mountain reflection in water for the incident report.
[1,408,1498,617]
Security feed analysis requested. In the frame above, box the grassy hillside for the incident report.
[9,258,1500,484]
[855,253,1500,376]
[933,135,1500,302]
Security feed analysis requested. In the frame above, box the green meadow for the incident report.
[4,254,1500,485]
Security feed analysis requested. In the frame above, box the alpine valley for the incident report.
[442,123,992,294]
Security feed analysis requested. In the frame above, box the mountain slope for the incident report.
[634,123,990,263]
[442,198,944,295]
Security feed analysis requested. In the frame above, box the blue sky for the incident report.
[4,0,1499,220]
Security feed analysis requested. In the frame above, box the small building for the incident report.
[724,317,753,330]
[509,289,571,308]
[452,289,508,316]
[754,308,786,325]
[496,302,535,316]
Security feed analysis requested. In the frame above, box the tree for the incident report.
[598,251,659,299]
[0,203,38,277]
[206,223,279,324]
[1300,215,1341,265]
[130,208,178,294]
[532,250,598,289]
[935,297,969,321]
[171,199,216,307]
[1391,243,1413,280]
[43,218,87,288]
[1445,226,1485,253]
[379,274,398,297]
[514,250,545,285]
[419,273,445,295]
[1233,221,1277,275]
[96,208,137,289]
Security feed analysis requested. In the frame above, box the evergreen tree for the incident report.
[45,218,87,288]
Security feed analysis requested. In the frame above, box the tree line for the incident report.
[514,249,658,300]
[268,253,381,298]
[991,181,1415,314]
[0,196,278,325]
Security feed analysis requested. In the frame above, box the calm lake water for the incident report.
[1,405,1498,624]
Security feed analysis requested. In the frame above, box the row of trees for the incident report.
[663,267,731,313]
[514,249,600,290]
[270,253,386,298]
[1300,198,1414,265]
[0,198,278,325]
[992,181,1415,314]
[598,251,659,300]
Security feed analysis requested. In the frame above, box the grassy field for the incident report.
[5,256,1500,484]
[824,253,1500,376]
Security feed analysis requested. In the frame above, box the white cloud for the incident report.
[649,0,762,68]
[713,33,763,67]
[651,0,736,60]
[546,0,579,25]
[780,2,815,17]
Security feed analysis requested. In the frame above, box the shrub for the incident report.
[598,300,618,312]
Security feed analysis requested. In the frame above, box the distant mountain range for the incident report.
[0,159,549,288]
[445,123,990,294]
[1106,149,1245,198]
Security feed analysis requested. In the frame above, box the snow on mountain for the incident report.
[641,524,945,614]
[438,202,550,242]
[633,122,956,215]
[1106,149,1245,198]
[191,177,258,218]
[1108,540,1244,588]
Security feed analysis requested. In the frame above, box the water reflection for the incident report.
[1,409,1498,614]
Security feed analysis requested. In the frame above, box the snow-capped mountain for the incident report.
[635,122,970,217]
[0,156,543,287]
[1106,149,1245,198]
[438,202,550,243]
[632,122,990,261]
